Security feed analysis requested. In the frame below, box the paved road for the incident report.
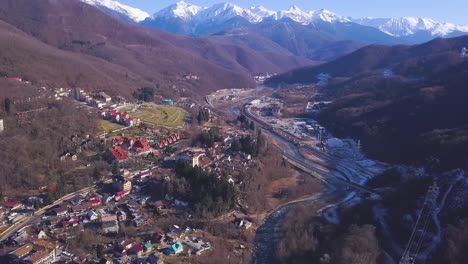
[0,179,111,242]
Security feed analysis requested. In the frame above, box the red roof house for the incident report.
[132,138,151,154]
[108,146,129,163]
[4,201,20,210]
[90,197,101,206]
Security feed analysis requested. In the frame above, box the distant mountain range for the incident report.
[85,0,468,39]
[81,1,468,62]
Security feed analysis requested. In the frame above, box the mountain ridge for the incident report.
[141,1,468,38]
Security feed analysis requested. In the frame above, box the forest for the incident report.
[171,161,237,217]
[0,93,98,198]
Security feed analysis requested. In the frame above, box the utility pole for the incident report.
[400,183,439,264]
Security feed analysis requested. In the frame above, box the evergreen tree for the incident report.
[96,244,105,259]
[112,162,120,176]
[57,175,67,196]
[92,167,102,182]
[4,97,11,114]
[249,121,255,130]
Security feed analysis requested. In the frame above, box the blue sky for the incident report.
[119,0,468,24]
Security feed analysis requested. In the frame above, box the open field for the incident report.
[121,104,187,129]
[99,119,124,133]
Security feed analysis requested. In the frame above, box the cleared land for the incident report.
[99,119,124,133]
[121,103,187,129]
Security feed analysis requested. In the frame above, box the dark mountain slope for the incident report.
[267,36,468,84]
[0,0,313,97]
[0,20,153,97]
[267,35,468,168]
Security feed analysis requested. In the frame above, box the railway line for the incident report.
[242,106,378,195]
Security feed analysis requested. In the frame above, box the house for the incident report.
[163,99,173,105]
[4,201,22,211]
[132,138,151,154]
[117,210,127,222]
[90,197,101,207]
[71,204,90,214]
[133,217,147,227]
[25,248,56,264]
[166,242,183,255]
[156,133,180,149]
[9,244,33,259]
[87,210,98,221]
[178,151,205,168]
[113,175,132,192]
[236,219,253,230]
[133,244,144,258]
[10,240,57,264]
[101,215,119,234]
[37,230,48,240]
[166,225,185,242]
[107,146,129,163]
[99,92,112,102]
[103,194,115,204]
[139,169,152,179]
[144,242,152,254]
[112,136,125,146]
[62,216,79,228]
[174,200,188,208]
[54,204,69,216]
[154,200,164,210]
[115,190,130,201]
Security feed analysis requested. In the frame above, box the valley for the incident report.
[0,0,466,264]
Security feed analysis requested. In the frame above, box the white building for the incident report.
[0,119,4,133]
[178,151,205,167]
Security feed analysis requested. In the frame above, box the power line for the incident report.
[399,183,439,264]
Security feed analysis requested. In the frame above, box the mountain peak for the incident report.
[311,9,350,23]
[197,2,261,23]
[153,1,204,20]
[81,0,150,22]
[288,5,302,12]
[249,5,275,18]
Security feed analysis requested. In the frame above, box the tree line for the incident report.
[169,161,237,217]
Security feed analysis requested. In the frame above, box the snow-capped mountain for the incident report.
[82,1,468,38]
[152,1,205,21]
[354,17,468,37]
[194,3,262,23]
[310,9,351,23]
[150,2,348,26]
[249,6,276,18]
[273,5,313,24]
[81,0,149,22]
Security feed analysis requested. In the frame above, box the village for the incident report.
[0,84,264,264]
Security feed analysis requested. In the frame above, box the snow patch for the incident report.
[81,0,150,22]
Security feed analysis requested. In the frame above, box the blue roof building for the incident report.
[163,99,173,105]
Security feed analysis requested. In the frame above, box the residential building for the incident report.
[101,215,119,234]
[167,242,183,255]
[131,138,151,154]
[107,146,129,163]
[178,151,205,167]
[113,175,132,192]
[99,92,112,102]
[163,99,174,105]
